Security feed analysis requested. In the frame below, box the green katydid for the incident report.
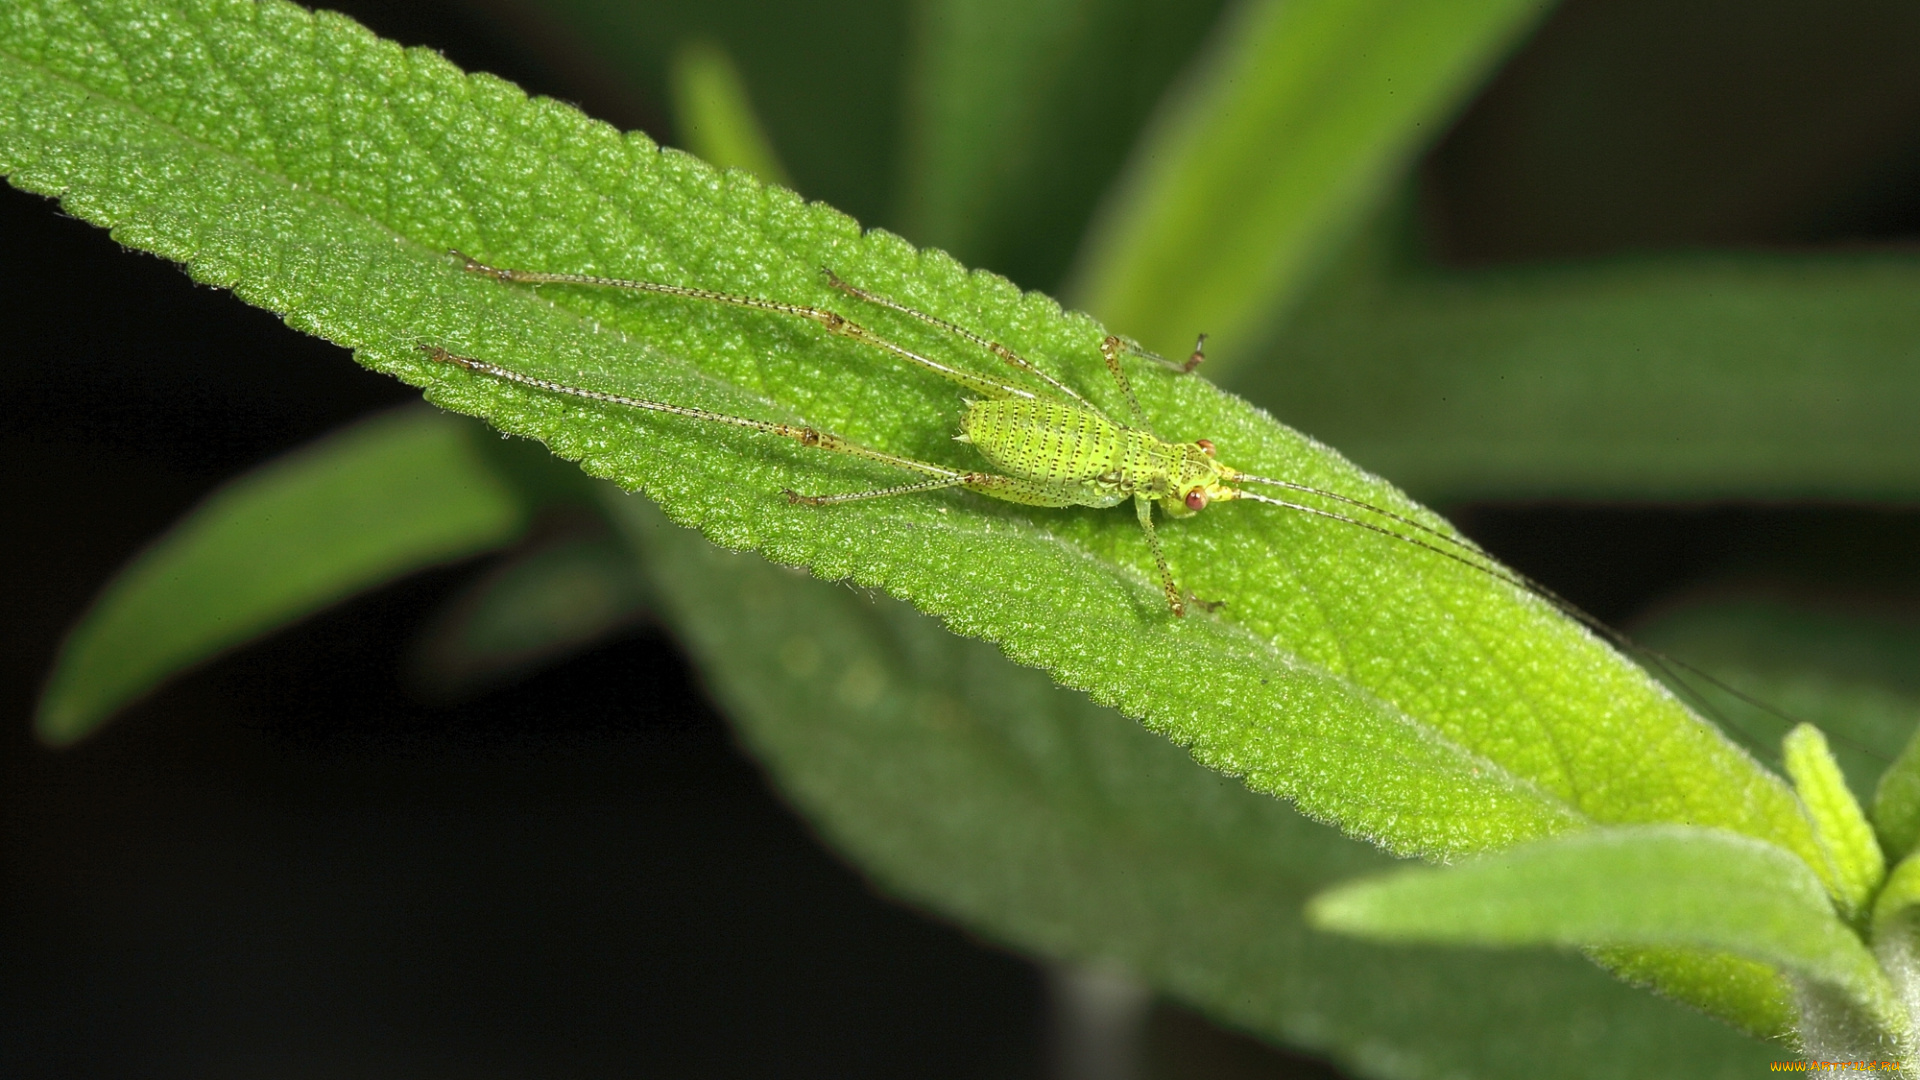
[426,253,1535,619]
[425,255,1869,766]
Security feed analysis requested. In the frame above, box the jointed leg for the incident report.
[823,270,1112,420]
[785,473,978,506]
[457,253,1032,404]
[1134,495,1185,616]
[425,346,961,482]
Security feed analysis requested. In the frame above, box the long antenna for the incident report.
[1228,479,1876,765]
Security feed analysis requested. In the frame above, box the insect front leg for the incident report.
[1133,495,1186,617]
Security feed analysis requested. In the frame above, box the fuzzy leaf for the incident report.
[34,406,528,744]
[1068,0,1551,365]
[612,495,1778,1077]
[1784,724,1887,922]
[1309,826,1905,1040]
[1253,253,1920,500]
[1881,734,1920,865]
[0,0,1822,866]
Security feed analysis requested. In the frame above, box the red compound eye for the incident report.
[1185,489,1209,511]
[1195,438,1216,456]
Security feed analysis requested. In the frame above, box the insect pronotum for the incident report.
[426,252,1553,619]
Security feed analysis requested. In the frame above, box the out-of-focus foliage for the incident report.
[14,0,1920,1072]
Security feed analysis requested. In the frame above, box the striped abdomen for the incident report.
[960,399,1172,507]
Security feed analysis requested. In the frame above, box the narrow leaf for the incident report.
[0,0,1821,865]
[899,0,1225,289]
[35,406,528,744]
[1068,0,1551,365]
[1785,724,1887,922]
[408,528,649,702]
[1309,826,1905,1039]
[1872,853,1920,942]
[612,495,1779,1075]
[1882,733,1920,865]
[668,40,791,186]
[526,0,906,226]
[1249,253,1920,500]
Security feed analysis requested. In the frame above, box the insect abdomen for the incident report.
[962,400,1125,485]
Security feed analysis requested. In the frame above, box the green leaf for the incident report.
[1881,733,1920,865]
[612,495,1778,1077]
[1309,826,1905,1044]
[1784,724,1887,923]
[668,39,791,186]
[1872,852,1920,942]
[1,0,1825,863]
[1249,252,1920,500]
[1067,0,1551,366]
[407,527,649,702]
[1870,852,1920,1048]
[34,406,528,744]
[1781,722,1889,914]
[525,0,908,227]
[899,0,1226,289]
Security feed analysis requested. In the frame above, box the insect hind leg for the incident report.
[824,269,1113,420]
[787,473,979,506]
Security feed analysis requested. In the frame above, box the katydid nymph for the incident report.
[424,254,1860,761]
[426,253,1538,619]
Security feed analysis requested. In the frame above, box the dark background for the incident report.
[7,1,1920,1076]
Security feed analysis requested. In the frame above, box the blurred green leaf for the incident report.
[1879,732,1920,864]
[1250,252,1920,500]
[0,0,1830,871]
[1873,853,1920,940]
[900,0,1224,289]
[1783,724,1885,923]
[668,39,791,186]
[612,495,1777,1077]
[524,0,908,226]
[1068,0,1551,366]
[35,407,528,744]
[408,526,649,702]
[1309,826,1904,1044]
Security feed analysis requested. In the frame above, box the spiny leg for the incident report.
[786,473,981,506]
[1100,336,1158,434]
[424,346,964,483]
[1133,494,1186,617]
[456,253,1035,405]
[822,269,1114,421]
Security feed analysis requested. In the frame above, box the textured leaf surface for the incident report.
[34,406,527,744]
[1069,0,1550,364]
[1783,724,1885,923]
[0,1,1819,866]
[1250,253,1920,500]
[613,496,1776,1079]
[1309,826,1903,1037]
